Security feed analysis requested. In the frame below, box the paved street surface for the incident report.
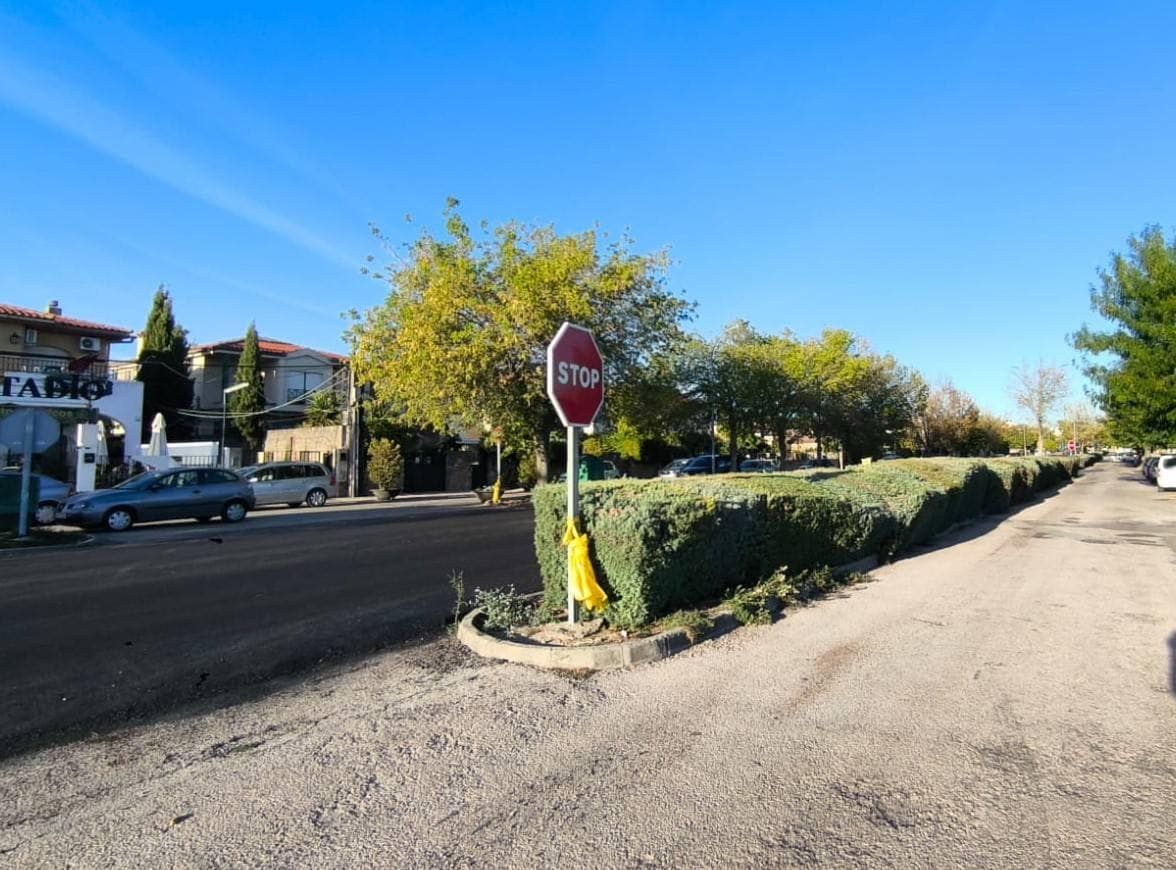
[2,463,1174,867]
[0,499,539,758]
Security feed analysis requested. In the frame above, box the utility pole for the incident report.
[347,364,361,498]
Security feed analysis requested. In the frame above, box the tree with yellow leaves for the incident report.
[348,200,691,481]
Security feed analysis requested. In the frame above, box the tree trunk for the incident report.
[775,427,788,465]
[728,414,739,470]
[534,431,552,484]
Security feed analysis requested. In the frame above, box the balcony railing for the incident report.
[0,351,113,380]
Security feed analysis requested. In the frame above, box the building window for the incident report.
[286,371,323,403]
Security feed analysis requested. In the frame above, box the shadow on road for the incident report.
[893,484,1069,560]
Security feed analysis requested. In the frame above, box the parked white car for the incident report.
[1156,455,1176,492]
[239,461,335,507]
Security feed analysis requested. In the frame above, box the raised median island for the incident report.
[523,455,1098,636]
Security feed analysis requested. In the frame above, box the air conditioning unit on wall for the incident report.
[24,327,38,345]
[79,336,102,352]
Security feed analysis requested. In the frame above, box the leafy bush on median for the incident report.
[533,456,1082,630]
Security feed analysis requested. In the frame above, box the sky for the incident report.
[2,1,1174,420]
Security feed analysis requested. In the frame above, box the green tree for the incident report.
[304,388,342,427]
[136,286,193,441]
[916,379,980,455]
[230,323,266,452]
[349,201,692,480]
[1071,226,1176,447]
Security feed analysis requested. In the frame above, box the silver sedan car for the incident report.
[57,467,255,531]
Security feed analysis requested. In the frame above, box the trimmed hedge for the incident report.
[534,456,1089,629]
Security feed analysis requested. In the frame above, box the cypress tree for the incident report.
[230,323,267,452]
[136,286,193,441]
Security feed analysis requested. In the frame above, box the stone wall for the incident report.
[262,425,347,455]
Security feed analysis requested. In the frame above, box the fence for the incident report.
[172,455,220,468]
[0,352,112,379]
[259,450,331,466]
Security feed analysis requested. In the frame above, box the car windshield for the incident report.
[113,472,159,490]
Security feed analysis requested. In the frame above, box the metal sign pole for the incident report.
[17,411,34,538]
[566,424,579,625]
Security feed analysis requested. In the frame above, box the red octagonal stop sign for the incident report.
[546,321,604,427]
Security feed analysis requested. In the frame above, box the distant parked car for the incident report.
[239,461,335,508]
[1156,456,1176,492]
[658,458,691,478]
[0,469,71,525]
[1142,456,1159,482]
[798,457,835,469]
[57,468,254,531]
[677,455,732,476]
[878,451,900,461]
[602,460,621,480]
[738,459,777,473]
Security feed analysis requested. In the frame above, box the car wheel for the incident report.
[306,488,328,508]
[34,502,58,525]
[222,500,248,523]
[195,516,213,524]
[103,508,135,532]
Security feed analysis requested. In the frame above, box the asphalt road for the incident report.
[0,500,540,758]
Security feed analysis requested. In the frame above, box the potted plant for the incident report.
[367,438,404,501]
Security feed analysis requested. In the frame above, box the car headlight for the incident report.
[72,502,90,510]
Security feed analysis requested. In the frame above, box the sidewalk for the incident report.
[328,488,530,508]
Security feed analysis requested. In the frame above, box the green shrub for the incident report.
[658,609,715,642]
[800,465,947,549]
[981,459,1033,511]
[471,585,533,630]
[532,456,1079,630]
[516,451,538,490]
[534,475,894,629]
[366,438,403,491]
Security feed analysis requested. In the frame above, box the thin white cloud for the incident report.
[57,3,358,205]
[0,49,358,271]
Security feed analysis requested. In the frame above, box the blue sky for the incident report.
[2,1,1174,419]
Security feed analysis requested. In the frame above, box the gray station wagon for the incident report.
[57,467,254,531]
[239,461,335,508]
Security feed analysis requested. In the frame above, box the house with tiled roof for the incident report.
[1,300,135,377]
[186,335,349,438]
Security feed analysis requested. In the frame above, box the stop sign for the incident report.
[546,322,604,427]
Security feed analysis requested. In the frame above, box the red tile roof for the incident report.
[0,303,134,338]
[192,337,348,363]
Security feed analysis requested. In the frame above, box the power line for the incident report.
[169,368,348,420]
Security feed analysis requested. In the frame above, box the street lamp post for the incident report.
[220,382,249,467]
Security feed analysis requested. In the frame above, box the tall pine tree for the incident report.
[230,323,267,452]
[137,286,194,441]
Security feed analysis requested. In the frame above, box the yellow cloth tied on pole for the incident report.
[562,517,609,612]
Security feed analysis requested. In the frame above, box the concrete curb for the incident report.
[458,608,695,671]
[459,557,884,673]
[0,533,96,555]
